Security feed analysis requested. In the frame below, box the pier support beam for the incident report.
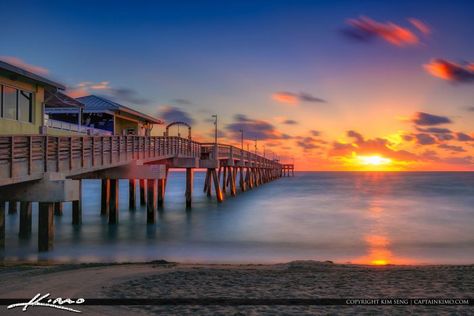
[109,179,119,224]
[239,167,246,192]
[101,179,110,215]
[140,179,146,206]
[38,202,54,252]
[0,202,5,250]
[19,202,32,238]
[158,179,165,208]
[211,168,223,202]
[8,201,18,214]
[129,179,136,210]
[222,167,227,194]
[72,181,82,225]
[54,202,63,216]
[230,167,237,197]
[147,179,157,223]
[204,169,212,197]
[185,168,193,208]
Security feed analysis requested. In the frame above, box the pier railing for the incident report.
[0,135,283,187]
[199,143,280,168]
[0,135,201,186]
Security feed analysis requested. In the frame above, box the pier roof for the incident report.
[76,95,163,124]
[0,60,65,90]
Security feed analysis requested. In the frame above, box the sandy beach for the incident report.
[0,261,472,315]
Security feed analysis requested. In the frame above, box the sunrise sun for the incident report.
[357,155,392,166]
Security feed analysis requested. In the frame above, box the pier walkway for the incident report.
[0,134,293,252]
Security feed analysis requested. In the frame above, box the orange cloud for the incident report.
[272,91,325,105]
[272,92,298,105]
[408,18,431,35]
[344,16,420,46]
[67,81,111,98]
[0,56,49,75]
[424,59,474,82]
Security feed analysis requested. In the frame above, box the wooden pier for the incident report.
[0,135,294,252]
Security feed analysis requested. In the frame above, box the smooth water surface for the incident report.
[3,172,474,264]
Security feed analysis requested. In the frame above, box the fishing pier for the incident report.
[0,134,294,252]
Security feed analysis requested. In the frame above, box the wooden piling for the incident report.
[0,201,5,249]
[19,202,32,238]
[203,169,210,193]
[211,168,223,202]
[38,202,54,252]
[109,179,119,224]
[140,179,146,206]
[8,201,17,214]
[205,169,212,197]
[246,167,252,189]
[239,167,246,192]
[185,168,193,208]
[156,179,164,208]
[72,180,82,225]
[147,179,157,223]
[54,202,63,216]
[129,179,136,210]
[230,167,237,196]
[72,200,82,225]
[222,166,227,194]
[101,179,110,215]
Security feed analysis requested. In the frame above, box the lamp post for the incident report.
[254,139,257,155]
[240,129,244,152]
[212,114,218,159]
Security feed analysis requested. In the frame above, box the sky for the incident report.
[1,0,474,170]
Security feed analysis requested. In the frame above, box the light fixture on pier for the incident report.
[212,114,218,145]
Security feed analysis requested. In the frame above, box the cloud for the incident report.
[466,106,474,112]
[329,131,418,162]
[171,98,192,105]
[310,130,321,137]
[341,16,420,46]
[226,114,289,141]
[0,56,49,75]
[272,91,326,105]
[438,144,466,153]
[111,88,149,105]
[282,119,298,125]
[456,132,474,141]
[414,133,437,145]
[347,130,364,143]
[157,106,195,125]
[415,127,453,141]
[424,59,474,83]
[296,137,322,151]
[67,81,150,105]
[408,18,431,35]
[412,112,452,126]
[299,93,326,103]
[416,127,452,134]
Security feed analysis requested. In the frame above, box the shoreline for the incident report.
[2,258,473,268]
[0,260,472,315]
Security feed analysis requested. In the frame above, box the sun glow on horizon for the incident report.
[357,155,392,166]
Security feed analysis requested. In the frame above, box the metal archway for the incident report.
[165,121,192,140]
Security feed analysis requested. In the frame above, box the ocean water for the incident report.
[2,172,474,265]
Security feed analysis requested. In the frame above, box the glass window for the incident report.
[18,90,32,122]
[3,86,17,120]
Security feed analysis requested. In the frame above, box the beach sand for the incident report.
[0,261,472,315]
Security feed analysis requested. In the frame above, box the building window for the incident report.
[1,85,33,123]
[18,90,33,122]
[3,86,17,120]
